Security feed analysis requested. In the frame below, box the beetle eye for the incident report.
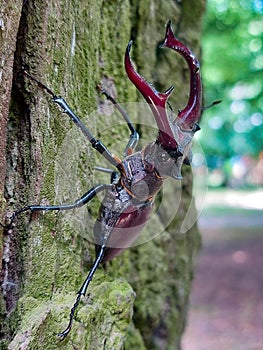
[168,149,180,159]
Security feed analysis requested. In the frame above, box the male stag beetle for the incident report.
[2,21,205,339]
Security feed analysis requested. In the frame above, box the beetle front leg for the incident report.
[24,71,123,170]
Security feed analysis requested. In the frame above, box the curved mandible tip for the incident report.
[160,20,202,130]
[124,39,177,149]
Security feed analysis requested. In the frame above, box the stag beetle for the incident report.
[1,21,204,339]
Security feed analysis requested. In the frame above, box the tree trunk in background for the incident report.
[0,1,205,349]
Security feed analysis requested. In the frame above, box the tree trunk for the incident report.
[0,1,205,349]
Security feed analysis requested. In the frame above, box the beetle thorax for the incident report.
[120,150,164,201]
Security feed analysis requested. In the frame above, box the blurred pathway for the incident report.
[182,189,263,350]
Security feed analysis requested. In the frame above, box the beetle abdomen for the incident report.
[94,187,153,263]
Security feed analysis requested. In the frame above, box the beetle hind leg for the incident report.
[57,244,106,340]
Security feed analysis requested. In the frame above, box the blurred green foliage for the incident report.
[200,0,263,160]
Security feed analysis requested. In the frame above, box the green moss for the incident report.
[2,0,204,348]
[8,276,134,350]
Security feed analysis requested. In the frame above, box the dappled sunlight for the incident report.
[183,0,263,346]
[200,0,263,166]
[202,189,263,210]
[231,250,248,264]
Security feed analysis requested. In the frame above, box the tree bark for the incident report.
[0,0,205,349]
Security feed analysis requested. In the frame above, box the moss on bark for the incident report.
[0,0,205,349]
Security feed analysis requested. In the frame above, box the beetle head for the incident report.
[125,20,202,179]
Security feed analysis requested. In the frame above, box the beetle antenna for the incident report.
[202,100,221,111]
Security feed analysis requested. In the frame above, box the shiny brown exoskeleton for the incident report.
[2,21,202,338]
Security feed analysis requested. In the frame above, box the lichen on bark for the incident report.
[0,0,205,349]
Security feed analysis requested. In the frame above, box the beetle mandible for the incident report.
[2,21,202,339]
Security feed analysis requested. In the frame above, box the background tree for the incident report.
[0,1,205,349]
[200,0,263,160]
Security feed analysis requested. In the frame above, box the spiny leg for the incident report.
[6,184,110,228]
[57,244,106,340]
[97,85,140,156]
[24,71,123,170]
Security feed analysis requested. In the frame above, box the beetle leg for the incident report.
[94,167,119,184]
[57,244,106,340]
[4,184,111,228]
[98,85,140,156]
[24,71,123,170]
